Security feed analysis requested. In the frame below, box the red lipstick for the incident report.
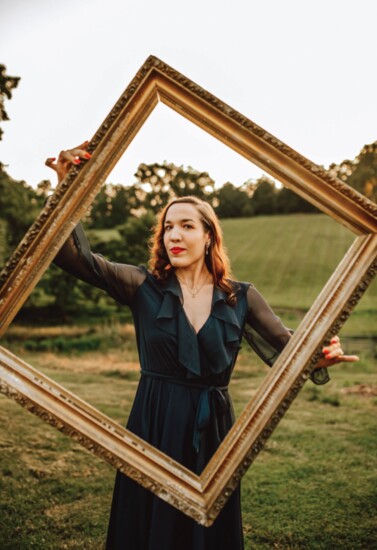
[170,247,185,254]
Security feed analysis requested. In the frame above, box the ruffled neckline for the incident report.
[154,273,242,378]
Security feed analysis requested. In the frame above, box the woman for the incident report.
[46,144,358,550]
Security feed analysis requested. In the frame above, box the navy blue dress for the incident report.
[54,224,329,550]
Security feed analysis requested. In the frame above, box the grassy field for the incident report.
[222,214,356,308]
[0,338,376,549]
[221,214,376,337]
[1,213,376,548]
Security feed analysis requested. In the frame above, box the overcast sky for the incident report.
[1,0,376,189]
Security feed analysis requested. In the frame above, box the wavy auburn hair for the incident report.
[149,196,237,305]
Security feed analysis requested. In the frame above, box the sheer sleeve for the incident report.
[243,284,330,385]
[53,222,147,306]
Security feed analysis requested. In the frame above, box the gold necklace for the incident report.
[177,274,211,298]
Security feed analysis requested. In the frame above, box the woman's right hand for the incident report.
[45,141,91,183]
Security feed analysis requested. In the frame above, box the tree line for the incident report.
[1,140,376,323]
[0,65,375,322]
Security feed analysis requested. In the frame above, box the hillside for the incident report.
[221,214,376,336]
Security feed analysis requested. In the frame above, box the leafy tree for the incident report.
[92,210,155,266]
[135,162,215,212]
[87,186,113,228]
[35,265,80,319]
[0,64,20,141]
[215,182,254,218]
[0,165,43,252]
[108,184,142,226]
[118,210,155,266]
[276,187,319,214]
[87,183,143,228]
[28,210,155,319]
[250,176,278,215]
[0,219,7,266]
[329,141,377,202]
[346,142,377,202]
[36,179,53,197]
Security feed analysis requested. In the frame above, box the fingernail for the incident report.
[84,153,92,159]
[330,338,337,344]
[74,159,81,165]
[323,348,329,354]
[325,354,331,359]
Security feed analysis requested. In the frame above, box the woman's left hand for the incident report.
[315,335,359,369]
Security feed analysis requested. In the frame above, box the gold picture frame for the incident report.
[0,55,376,526]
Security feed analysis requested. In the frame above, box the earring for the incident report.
[205,241,210,255]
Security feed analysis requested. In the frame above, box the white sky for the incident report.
[1,0,376,189]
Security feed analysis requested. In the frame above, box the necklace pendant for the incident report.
[177,274,210,299]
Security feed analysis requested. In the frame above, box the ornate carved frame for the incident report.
[0,56,376,526]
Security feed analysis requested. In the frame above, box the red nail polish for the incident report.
[323,348,329,354]
[330,338,337,344]
[325,354,331,359]
[84,153,92,159]
[74,159,81,165]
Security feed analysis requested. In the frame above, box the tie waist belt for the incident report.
[140,370,230,452]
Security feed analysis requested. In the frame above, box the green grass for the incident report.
[1,213,376,547]
[0,345,376,549]
[222,214,355,308]
[233,347,377,549]
[87,228,121,242]
[221,214,376,336]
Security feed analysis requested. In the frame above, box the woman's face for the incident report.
[163,203,210,270]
